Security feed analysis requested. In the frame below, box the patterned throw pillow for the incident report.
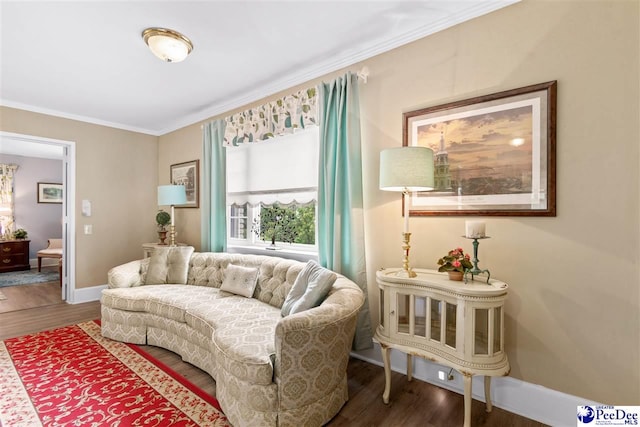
[220,264,260,298]
[145,246,194,285]
[281,260,337,316]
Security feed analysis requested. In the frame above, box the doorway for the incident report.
[0,131,75,307]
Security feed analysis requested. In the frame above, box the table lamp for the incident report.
[379,146,434,277]
[157,185,187,246]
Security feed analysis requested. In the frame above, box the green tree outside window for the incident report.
[252,203,315,247]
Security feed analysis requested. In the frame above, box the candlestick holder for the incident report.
[169,224,177,247]
[462,236,491,283]
[396,232,416,278]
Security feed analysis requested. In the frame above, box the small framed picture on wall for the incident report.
[37,182,63,204]
[170,160,199,208]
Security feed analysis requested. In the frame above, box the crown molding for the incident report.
[2,0,519,137]
[0,99,161,136]
[157,0,519,135]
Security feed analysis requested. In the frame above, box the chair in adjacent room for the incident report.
[37,238,63,272]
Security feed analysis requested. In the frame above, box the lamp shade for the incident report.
[158,185,187,206]
[379,146,435,192]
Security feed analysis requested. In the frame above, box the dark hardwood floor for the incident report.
[0,300,547,427]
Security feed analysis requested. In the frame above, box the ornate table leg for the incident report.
[381,344,392,404]
[407,354,413,382]
[484,376,493,412]
[463,373,472,427]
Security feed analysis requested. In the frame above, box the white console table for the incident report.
[375,268,510,427]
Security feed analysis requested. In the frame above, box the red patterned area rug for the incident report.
[0,321,230,426]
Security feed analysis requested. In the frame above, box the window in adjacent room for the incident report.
[229,203,248,239]
[226,126,318,253]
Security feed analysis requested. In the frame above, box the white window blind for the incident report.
[226,127,319,206]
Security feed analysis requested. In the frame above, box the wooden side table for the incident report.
[142,242,187,258]
[375,268,510,427]
[0,239,30,272]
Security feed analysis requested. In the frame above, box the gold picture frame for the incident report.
[170,160,199,208]
[403,81,557,216]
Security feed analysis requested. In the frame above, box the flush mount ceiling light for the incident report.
[142,27,193,63]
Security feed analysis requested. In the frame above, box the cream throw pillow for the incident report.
[220,264,260,298]
[144,246,194,285]
[282,260,337,316]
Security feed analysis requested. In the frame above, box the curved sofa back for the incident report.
[109,252,364,313]
[187,252,348,310]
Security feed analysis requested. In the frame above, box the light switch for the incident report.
[82,200,92,217]
[84,225,92,235]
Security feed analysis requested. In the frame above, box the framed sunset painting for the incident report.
[403,81,556,216]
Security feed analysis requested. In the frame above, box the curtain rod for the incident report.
[356,66,370,84]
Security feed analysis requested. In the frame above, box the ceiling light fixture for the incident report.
[142,27,193,63]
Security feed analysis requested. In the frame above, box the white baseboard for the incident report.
[24,259,104,304]
[29,258,58,269]
[351,343,602,426]
[70,284,106,304]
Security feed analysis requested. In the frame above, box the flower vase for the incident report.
[447,271,464,281]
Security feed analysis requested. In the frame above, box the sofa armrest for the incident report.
[274,278,364,410]
[107,258,150,288]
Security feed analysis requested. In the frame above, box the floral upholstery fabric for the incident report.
[220,264,259,297]
[101,287,151,311]
[107,258,150,288]
[145,246,194,284]
[187,253,304,308]
[185,296,281,341]
[101,252,364,427]
[213,318,279,385]
[144,285,225,323]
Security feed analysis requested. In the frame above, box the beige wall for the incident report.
[0,107,159,288]
[158,123,203,249]
[361,0,639,405]
[158,0,639,404]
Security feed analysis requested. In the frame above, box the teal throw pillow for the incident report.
[282,260,337,316]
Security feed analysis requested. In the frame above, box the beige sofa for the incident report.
[100,251,364,427]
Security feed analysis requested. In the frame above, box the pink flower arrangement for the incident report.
[437,247,473,273]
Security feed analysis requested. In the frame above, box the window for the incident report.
[229,203,248,239]
[226,127,318,252]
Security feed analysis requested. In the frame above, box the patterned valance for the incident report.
[0,164,18,174]
[223,87,318,146]
[0,164,18,203]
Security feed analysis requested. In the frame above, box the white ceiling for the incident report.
[0,1,518,137]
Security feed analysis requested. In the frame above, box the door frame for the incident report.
[0,131,76,302]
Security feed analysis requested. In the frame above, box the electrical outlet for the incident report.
[439,369,454,381]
